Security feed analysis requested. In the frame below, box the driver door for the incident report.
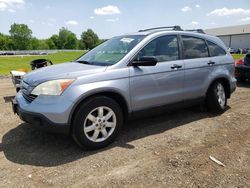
[129,35,184,111]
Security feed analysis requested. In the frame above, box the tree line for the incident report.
[0,23,103,50]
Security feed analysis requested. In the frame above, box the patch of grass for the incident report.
[0,51,84,75]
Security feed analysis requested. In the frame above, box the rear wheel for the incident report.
[206,81,227,113]
[72,96,123,150]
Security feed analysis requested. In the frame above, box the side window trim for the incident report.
[177,34,184,60]
[205,39,211,57]
[176,34,183,60]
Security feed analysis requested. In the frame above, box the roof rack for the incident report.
[185,29,205,34]
[138,26,183,32]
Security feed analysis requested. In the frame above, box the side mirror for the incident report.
[132,56,158,66]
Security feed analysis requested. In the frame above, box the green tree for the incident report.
[37,40,49,50]
[46,34,59,49]
[81,29,100,50]
[9,23,32,50]
[57,27,77,49]
[46,38,56,49]
[77,39,85,50]
[0,33,6,50]
[64,32,78,49]
[30,37,40,50]
[0,33,14,50]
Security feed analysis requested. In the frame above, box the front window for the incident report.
[76,35,145,66]
[136,35,179,62]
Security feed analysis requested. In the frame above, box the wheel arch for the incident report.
[68,90,130,129]
[206,77,231,99]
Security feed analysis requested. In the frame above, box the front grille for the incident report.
[21,81,37,102]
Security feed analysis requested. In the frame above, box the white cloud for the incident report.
[94,5,120,15]
[106,18,119,22]
[90,16,95,19]
[207,8,250,16]
[181,6,191,12]
[191,21,199,26]
[240,17,250,22]
[0,0,25,11]
[66,20,78,25]
[0,3,7,10]
[195,4,200,8]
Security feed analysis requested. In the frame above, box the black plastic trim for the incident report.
[129,97,205,120]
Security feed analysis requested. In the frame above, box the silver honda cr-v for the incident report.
[12,26,237,149]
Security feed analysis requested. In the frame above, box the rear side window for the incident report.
[181,35,209,59]
[207,40,226,57]
[137,35,179,62]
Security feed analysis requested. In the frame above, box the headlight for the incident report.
[31,79,75,96]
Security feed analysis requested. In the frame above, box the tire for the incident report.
[206,81,227,113]
[72,96,123,150]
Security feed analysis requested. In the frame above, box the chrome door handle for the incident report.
[208,61,215,65]
[171,64,182,69]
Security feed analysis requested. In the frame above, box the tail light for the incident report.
[235,59,244,66]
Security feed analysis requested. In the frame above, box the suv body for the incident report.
[13,27,237,149]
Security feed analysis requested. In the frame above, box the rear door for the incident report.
[129,35,185,111]
[181,35,212,100]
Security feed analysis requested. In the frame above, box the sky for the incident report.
[0,0,250,39]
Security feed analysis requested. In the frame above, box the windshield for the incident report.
[76,35,145,66]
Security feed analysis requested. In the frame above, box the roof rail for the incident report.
[185,29,205,34]
[138,26,183,32]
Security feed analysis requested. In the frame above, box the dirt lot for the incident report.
[0,78,249,188]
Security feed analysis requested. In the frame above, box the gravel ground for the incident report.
[0,78,249,188]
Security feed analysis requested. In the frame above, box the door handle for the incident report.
[171,64,182,69]
[208,61,215,65]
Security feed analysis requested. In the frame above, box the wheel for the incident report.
[206,81,227,113]
[72,96,123,150]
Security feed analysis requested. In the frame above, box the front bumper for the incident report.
[12,93,71,135]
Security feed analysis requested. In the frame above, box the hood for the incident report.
[23,62,107,86]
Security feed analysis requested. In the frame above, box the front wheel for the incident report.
[72,96,123,150]
[206,81,227,113]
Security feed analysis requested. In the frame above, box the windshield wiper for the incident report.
[76,60,110,66]
[76,60,92,64]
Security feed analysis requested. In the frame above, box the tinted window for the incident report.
[207,40,226,57]
[137,35,179,62]
[181,36,209,59]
